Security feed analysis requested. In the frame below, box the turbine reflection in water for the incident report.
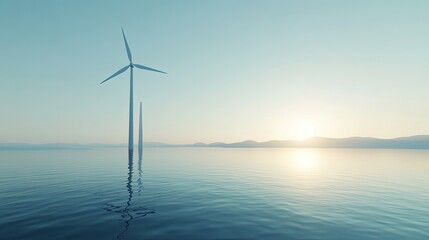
[103,154,155,240]
[138,148,143,195]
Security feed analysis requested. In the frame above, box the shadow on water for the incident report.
[103,150,155,240]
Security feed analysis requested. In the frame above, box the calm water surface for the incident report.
[0,147,428,239]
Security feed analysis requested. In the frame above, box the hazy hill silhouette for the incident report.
[181,135,429,149]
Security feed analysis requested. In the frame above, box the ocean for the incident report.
[0,147,428,239]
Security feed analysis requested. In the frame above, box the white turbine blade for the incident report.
[100,65,130,84]
[121,28,132,62]
[134,64,167,74]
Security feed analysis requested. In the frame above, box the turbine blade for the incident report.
[134,64,167,74]
[100,65,130,84]
[121,28,132,62]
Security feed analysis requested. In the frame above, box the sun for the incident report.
[295,121,315,140]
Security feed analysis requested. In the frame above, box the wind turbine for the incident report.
[101,28,166,157]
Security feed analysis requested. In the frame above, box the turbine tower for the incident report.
[101,28,166,157]
[138,102,143,160]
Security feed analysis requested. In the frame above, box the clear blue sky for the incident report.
[1,0,429,144]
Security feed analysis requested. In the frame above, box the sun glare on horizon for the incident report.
[293,120,316,141]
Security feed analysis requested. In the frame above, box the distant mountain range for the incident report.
[176,135,429,149]
[2,135,429,150]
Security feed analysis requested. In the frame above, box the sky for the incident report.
[1,0,429,144]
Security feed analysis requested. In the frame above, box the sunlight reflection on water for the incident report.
[292,149,318,172]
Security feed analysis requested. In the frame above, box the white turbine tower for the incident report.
[101,28,166,157]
